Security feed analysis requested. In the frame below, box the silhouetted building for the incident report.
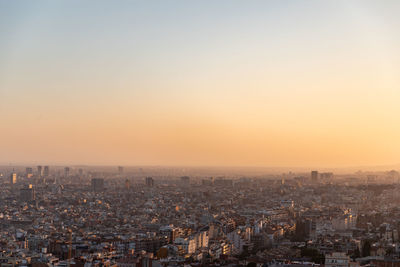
[43,166,49,177]
[20,185,35,202]
[91,178,104,192]
[118,166,124,175]
[10,172,17,184]
[26,167,33,178]
[145,177,154,187]
[37,165,43,177]
[64,167,70,177]
[26,167,33,175]
[311,171,319,182]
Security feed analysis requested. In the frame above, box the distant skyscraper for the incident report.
[311,171,319,182]
[78,168,83,176]
[145,177,154,187]
[64,167,70,177]
[91,178,104,192]
[118,166,124,175]
[10,172,17,184]
[26,167,33,178]
[43,166,49,177]
[37,165,43,177]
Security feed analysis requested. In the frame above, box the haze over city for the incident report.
[4,2,400,267]
[1,1,400,168]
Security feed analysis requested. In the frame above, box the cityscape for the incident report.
[1,166,400,266]
[2,1,400,267]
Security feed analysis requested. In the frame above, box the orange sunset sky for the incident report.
[1,1,400,167]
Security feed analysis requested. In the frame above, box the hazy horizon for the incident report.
[2,162,400,175]
[1,1,400,167]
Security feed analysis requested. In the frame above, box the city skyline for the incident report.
[1,1,400,167]
[3,2,400,266]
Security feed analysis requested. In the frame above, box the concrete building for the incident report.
[20,185,35,202]
[64,167,70,177]
[37,165,43,177]
[325,252,350,267]
[91,178,105,192]
[10,172,17,184]
[145,177,154,187]
[43,166,49,177]
[26,167,33,178]
[311,171,319,182]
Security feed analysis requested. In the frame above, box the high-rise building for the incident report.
[311,171,319,182]
[43,166,49,177]
[26,167,33,178]
[10,172,17,184]
[118,166,124,175]
[64,167,70,177]
[20,185,35,202]
[91,178,104,192]
[145,177,154,187]
[37,165,43,177]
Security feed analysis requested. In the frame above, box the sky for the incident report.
[1,1,400,168]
